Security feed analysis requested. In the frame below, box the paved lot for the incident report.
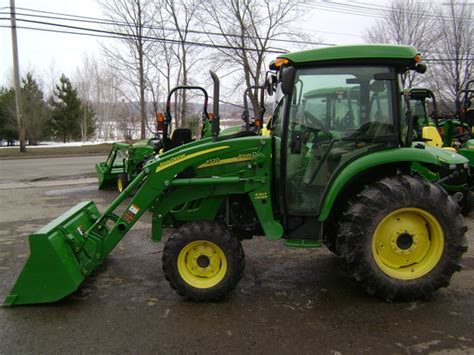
[0,155,105,182]
[1,156,473,353]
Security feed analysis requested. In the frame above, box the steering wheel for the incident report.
[455,131,471,143]
[303,110,328,132]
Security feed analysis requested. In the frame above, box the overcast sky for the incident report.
[0,0,402,88]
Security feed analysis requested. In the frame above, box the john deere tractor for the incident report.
[398,88,472,213]
[5,45,468,307]
[409,82,474,166]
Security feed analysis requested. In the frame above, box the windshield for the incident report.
[289,66,396,141]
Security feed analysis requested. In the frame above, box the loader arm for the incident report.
[98,135,283,258]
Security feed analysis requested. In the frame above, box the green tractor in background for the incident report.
[98,83,268,193]
[408,82,474,166]
[452,80,474,164]
[400,87,472,214]
[5,45,469,307]
[96,85,213,191]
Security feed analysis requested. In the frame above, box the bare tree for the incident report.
[99,0,159,139]
[364,0,437,88]
[201,0,301,116]
[74,55,94,142]
[163,0,202,127]
[74,54,125,141]
[144,6,178,128]
[429,0,473,109]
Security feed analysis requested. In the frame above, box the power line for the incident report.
[0,17,290,54]
[1,6,471,61]
[301,0,472,22]
[1,20,470,60]
[3,6,334,47]
[14,5,352,42]
[424,58,474,62]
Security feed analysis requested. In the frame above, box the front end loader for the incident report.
[5,45,469,306]
[96,141,156,191]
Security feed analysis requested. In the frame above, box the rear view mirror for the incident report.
[281,66,295,95]
[370,81,386,93]
[416,63,427,74]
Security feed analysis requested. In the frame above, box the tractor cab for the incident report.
[268,51,410,217]
[403,88,438,138]
[266,45,469,230]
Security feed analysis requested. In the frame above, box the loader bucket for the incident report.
[96,161,122,189]
[97,142,128,189]
[4,201,103,306]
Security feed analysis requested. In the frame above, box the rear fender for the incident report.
[318,148,440,221]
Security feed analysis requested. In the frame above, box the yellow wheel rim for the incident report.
[177,240,227,289]
[117,178,123,192]
[372,208,444,280]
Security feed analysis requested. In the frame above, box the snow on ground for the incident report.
[0,141,116,149]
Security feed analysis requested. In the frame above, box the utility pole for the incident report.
[10,0,26,152]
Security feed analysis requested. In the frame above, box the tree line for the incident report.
[365,0,473,109]
[0,73,95,145]
[2,0,471,147]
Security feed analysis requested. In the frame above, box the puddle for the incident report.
[44,185,98,196]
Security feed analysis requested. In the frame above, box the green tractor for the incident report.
[5,45,469,307]
[96,140,158,191]
[409,82,474,166]
[96,84,213,191]
[452,80,474,164]
[400,88,472,213]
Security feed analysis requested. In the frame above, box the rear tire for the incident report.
[336,175,467,301]
[162,221,245,301]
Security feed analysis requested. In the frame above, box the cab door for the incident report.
[281,66,398,216]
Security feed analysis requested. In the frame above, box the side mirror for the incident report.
[415,63,427,74]
[281,66,295,96]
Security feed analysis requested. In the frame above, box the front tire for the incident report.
[117,173,129,193]
[162,221,245,301]
[337,175,468,301]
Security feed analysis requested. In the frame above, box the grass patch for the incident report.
[0,143,113,158]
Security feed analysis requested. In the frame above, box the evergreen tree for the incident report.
[21,73,50,145]
[49,74,82,142]
[0,88,18,145]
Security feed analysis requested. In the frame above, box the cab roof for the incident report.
[274,44,419,68]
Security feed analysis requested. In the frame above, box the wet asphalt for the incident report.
[0,156,473,354]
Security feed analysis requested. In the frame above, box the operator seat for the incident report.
[166,128,193,150]
[422,126,456,152]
